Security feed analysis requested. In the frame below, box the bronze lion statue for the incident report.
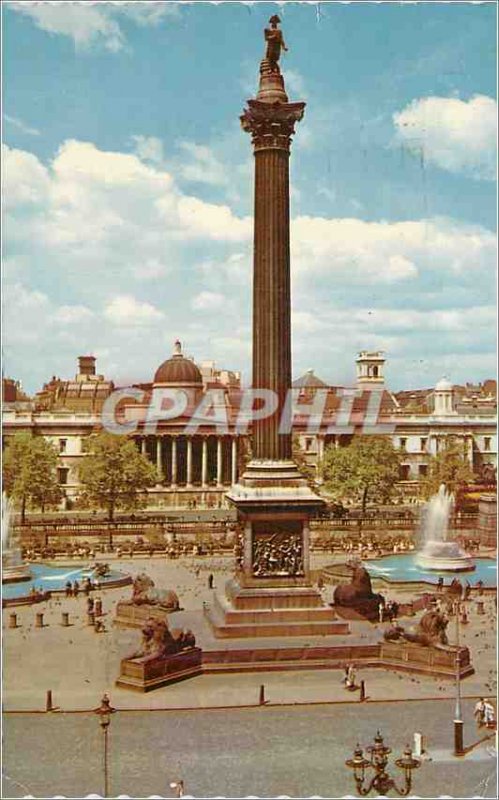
[131,572,180,611]
[383,608,449,649]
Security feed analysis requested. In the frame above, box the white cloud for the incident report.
[191,291,225,311]
[393,95,497,180]
[3,137,496,393]
[104,295,164,326]
[53,304,94,324]
[9,1,125,52]
[131,135,164,165]
[177,142,230,187]
[8,1,178,52]
[290,216,495,283]
[3,114,40,136]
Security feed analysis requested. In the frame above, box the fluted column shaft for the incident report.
[186,437,193,487]
[171,438,177,486]
[202,438,208,488]
[252,146,292,460]
[217,438,223,487]
[231,437,238,485]
[155,437,163,482]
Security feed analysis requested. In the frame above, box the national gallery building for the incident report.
[3,345,497,509]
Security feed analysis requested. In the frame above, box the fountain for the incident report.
[2,493,32,584]
[416,485,475,572]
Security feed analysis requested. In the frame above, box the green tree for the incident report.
[78,432,156,521]
[320,435,402,511]
[421,440,475,499]
[3,432,61,522]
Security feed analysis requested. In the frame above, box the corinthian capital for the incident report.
[240,99,306,152]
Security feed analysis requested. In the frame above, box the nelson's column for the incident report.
[206,17,345,638]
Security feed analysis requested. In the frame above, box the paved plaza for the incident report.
[2,555,497,712]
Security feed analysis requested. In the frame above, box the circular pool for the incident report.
[2,562,131,603]
[365,554,496,588]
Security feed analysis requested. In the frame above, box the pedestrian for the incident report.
[437,577,444,593]
[483,699,496,728]
[65,581,72,598]
[378,598,385,623]
[474,698,487,726]
[476,579,484,596]
[346,664,356,690]
[208,573,214,589]
[73,580,79,597]
[87,597,94,613]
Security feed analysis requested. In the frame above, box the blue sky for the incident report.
[3,1,497,394]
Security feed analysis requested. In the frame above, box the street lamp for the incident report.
[345,731,420,796]
[453,599,464,756]
[94,693,116,798]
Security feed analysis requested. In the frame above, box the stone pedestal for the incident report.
[114,601,175,629]
[116,648,202,692]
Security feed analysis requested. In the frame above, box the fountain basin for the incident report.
[2,562,131,605]
[2,564,33,584]
[416,541,475,572]
[363,554,496,588]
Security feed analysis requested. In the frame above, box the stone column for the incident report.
[202,438,208,488]
[155,437,163,483]
[141,437,147,457]
[241,64,305,462]
[217,438,223,487]
[186,437,193,487]
[171,437,177,487]
[231,437,238,485]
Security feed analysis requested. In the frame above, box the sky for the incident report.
[2,0,497,394]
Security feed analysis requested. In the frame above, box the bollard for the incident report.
[35,612,44,628]
[61,612,70,627]
[87,611,95,627]
[476,600,485,615]
[413,732,425,757]
[259,684,265,706]
[9,612,18,629]
[46,690,53,712]
[94,599,103,617]
[359,680,366,702]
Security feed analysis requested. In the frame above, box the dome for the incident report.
[435,377,453,391]
[154,340,203,386]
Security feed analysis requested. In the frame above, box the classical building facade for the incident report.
[3,348,497,508]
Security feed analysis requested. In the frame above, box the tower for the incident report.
[355,351,386,389]
[205,17,343,638]
[433,377,455,416]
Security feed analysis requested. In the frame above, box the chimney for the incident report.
[78,356,96,376]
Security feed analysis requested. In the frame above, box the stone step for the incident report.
[204,602,349,639]
[214,592,336,625]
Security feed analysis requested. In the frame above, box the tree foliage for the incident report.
[3,432,61,521]
[320,435,402,510]
[421,440,475,499]
[78,432,156,520]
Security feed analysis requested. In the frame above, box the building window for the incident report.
[420,438,427,452]
[57,468,69,485]
[59,439,67,454]
[399,465,410,480]
[399,438,407,451]
[484,437,491,451]
[419,464,428,477]
[305,438,313,452]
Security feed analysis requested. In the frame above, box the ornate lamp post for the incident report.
[453,599,464,756]
[345,731,420,796]
[94,693,116,798]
